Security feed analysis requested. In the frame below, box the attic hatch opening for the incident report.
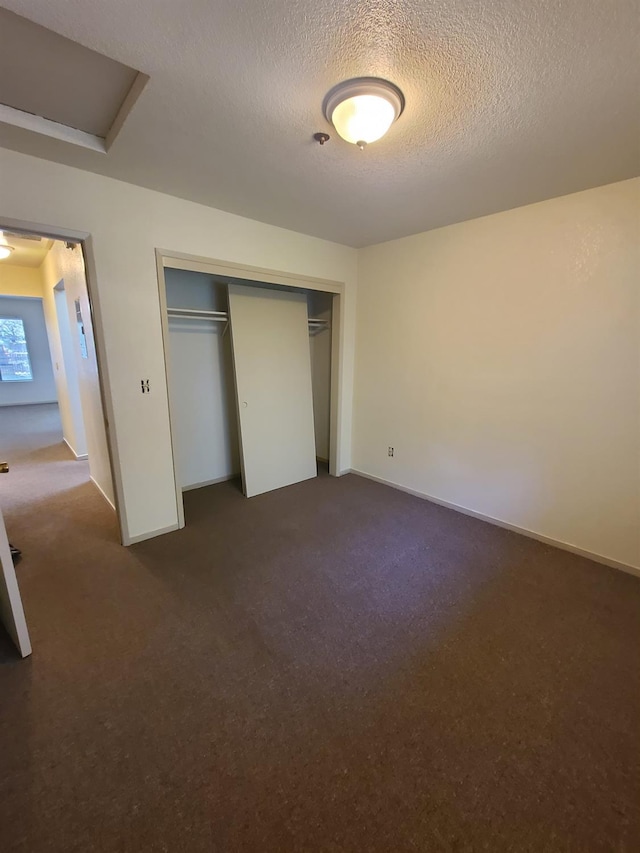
[0,7,149,154]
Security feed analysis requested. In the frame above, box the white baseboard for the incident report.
[182,473,239,492]
[124,523,180,545]
[63,437,88,460]
[349,469,640,579]
[90,476,116,511]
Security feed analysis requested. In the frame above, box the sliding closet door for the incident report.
[228,284,316,497]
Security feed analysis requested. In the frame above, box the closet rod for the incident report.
[167,308,228,319]
[308,321,330,336]
[167,309,228,330]
[167,308,329,335]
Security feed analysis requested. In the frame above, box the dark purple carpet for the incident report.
[1,403,639,851]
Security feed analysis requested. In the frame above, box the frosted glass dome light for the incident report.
[323,78,404,149]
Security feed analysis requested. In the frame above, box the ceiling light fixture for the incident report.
[0,232,15,260]
[323,77,404,149]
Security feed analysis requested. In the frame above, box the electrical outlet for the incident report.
[141,379,150,394]
[388,446,394,457]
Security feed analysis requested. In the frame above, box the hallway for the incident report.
[1,402,91,508]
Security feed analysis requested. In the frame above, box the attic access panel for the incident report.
[0,7,148,153]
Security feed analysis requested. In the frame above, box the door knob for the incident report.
[0,462,9,474]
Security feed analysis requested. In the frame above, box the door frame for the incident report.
[0,215,126,543]
[155,249,346,529]
[0,504,31,657]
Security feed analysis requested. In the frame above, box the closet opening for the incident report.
[156,253,345,529]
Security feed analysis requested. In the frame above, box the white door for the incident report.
[228,284,317,498]
[0,501,31,658]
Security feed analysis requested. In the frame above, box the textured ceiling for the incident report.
[0,0,638,247]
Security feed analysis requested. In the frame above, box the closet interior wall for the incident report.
[164,268,239,491]
[307,291,332,463]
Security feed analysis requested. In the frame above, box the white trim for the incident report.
[157,250,344,294]
[182,474,239,492]
[155,254,186,531]
[328,292,341,478]
[125,523,180,545]
[104,72,150,151]
[0,218,89,243]
[0,103,107,153]
[90,476,116,511]
[350,469,640,579]
[63,437,88,460]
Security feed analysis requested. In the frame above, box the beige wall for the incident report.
[0,264,43,297]
[0,147,358,544]
[355,179,640,571]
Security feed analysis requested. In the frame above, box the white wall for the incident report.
[41,242,113,503]
[355,179,640,571]
[165,269,239,489]
[54,285,87,457]
[40,250,87,458]
[0,148,357,543]
[0,295,57,406]
[0,264,43,298]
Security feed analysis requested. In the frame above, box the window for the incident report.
[0,317,33,381]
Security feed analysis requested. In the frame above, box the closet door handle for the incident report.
[242,401,248,408]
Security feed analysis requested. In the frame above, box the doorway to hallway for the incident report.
[0,226,119,658]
